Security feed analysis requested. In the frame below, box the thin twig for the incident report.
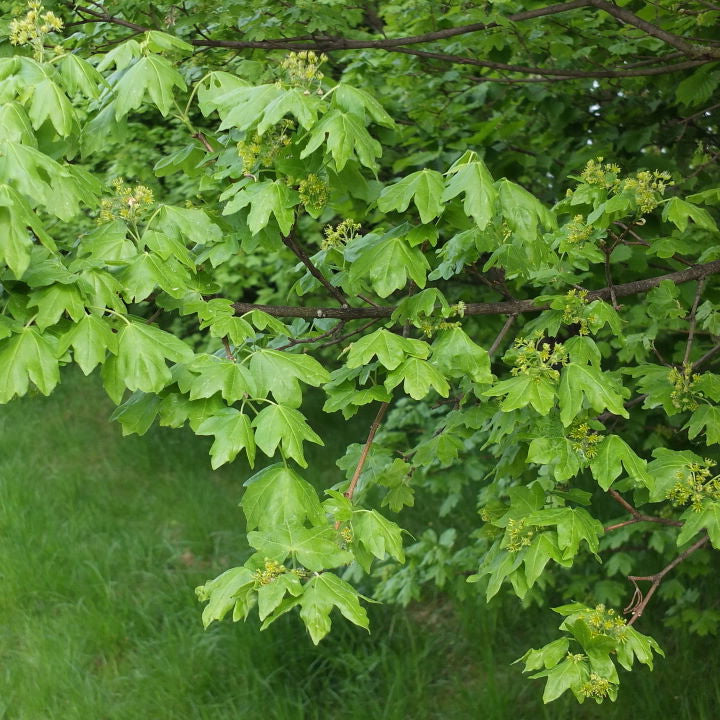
[222,337,235,362]
[604,488,682,533]
[344,402,390,501]
[282,227,348,306]
[624,534,710,624]
[232,258,720,319]
[489,314,517,357]
[275,321,346,351]
[684,277,707,365]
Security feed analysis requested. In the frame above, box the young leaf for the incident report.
[241,463,324,531]
[251,404,323,467]
[299,572,369,644]
[377,169,445,224]
[195,407,256,468]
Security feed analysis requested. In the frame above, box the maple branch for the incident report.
[68,2,718,79]
[488,314,517,357]
[604,489,683,533]
[624,534,710,625]
[232,258,720,319]
[684,277,707,365]
[281,219,348,306]
[588,0,711,58]
[344,402,390,501]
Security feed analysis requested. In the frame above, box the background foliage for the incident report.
[1,0,719,706]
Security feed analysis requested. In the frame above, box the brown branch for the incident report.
[232,258,720,319]
[624,534,710,625]
[68,2,717,79]
[344,402,390,501]
[391,47,709,79]
[275,320,346,351]
[282,227,348,306]
[684,277,707,365]
[222,337,235,361]
[604,489,683,532]
[488,314,517,357]
[588,0,713,58]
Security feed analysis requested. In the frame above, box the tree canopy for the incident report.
[1,0,720,705]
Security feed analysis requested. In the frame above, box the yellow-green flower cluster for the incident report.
[503,517,535,553]
[253,558,287,586]
[565,215,594,245]
[578,157,672,215]
[568,422,602,461]
[298,173,330,213]
[322,218,360,250]
[668,364,702,411]
[618,169,672,214]
[667,458,720,512]
[280,50,327,92]
[561,288,594,335]
[416,318,461,338]
[9,1,63,61]
[511,331,569,382]
[340,526,353,544]
[580,604,627,640]
[237,120,294,170]
[580,673,612,700]
[98,178,154,224]
[580,157,621,187]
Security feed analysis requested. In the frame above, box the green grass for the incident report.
[1,372,720,719]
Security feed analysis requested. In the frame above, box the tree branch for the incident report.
[344,402,390,501]
[624,534,710,625]
[684,277,707,365]
[232,258,720,319]
[604,489,683,533]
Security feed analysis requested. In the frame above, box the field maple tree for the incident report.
[1,0,719,704]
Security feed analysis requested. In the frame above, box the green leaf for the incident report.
[589,435,650,491]
[252,404,323,467]
[188,355,257,403]
[116,321,194,394]
[301,109,381,171]
[533,657,588,703]
[114,54,187,118]
[110,391,162,436]
[345,329,429,371]
[195,407,256,468]
[525,507,603,560]
[497,179,556,243]
[250,349,330,408]
[377,170,445,224]
[685,405,720,445]
[247,524,352,572]
[28,78,75,136]
[241,463,324,531]
[223,180,296,235]
[56,314,117,375]
[352,509,405,562]
[646,448,703,502]
[145,30,194,54]
[559,364,628,426]
[384,356,450,400]
[28,283,85,330]
[334,84,394,127]
[524,533,562,587]
[118,252,190,301]
[677,503,720,548]
[60,53,105,98]
[196,567,255,628]
[443,152,498,229]
[0,327,60,402]
[662,197,718,233]
[483,375,556,415]
[299,572,369,644]
[350,232,429,297]
[431,327,492,383]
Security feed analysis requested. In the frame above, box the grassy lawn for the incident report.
[1,372,719,719]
